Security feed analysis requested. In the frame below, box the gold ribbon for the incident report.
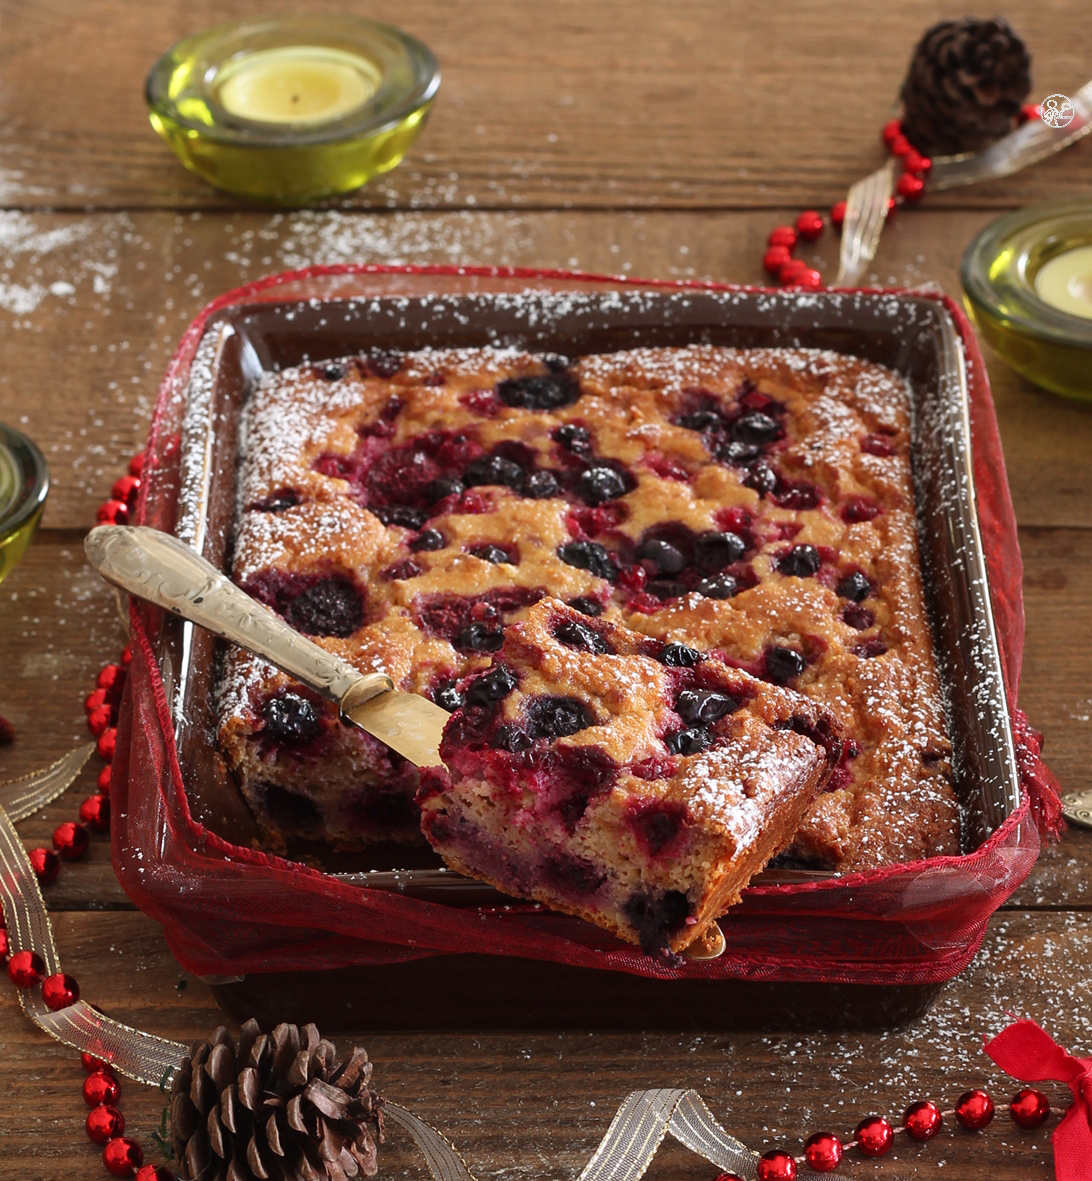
[1,767,848,1181]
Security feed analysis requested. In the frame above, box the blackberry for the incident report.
[568,596,603,616]
[731,411,782,444]
[526,695,595,739]
[496,373,580,410]
[284,578,364,638]
[373,505,428,530]
[557,541,617,581]
[778,544,821,578]
[262,693,320,745]
[578,465,630,505]
[555,618,613,654]
[434,684,465,712]
[523,470,560,499]
[552,423,593,454]
[410,529,445,552]
[465,666,519,705]
[495,724,533,752]
[464,454,525,489]
[836,571,872,602]
[766,647,807,683]
[455,623,504,652]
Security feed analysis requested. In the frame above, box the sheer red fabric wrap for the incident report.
[111,266,1062,984]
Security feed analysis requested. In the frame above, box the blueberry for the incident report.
[284,578,364,638]
[496,373,580,410]
[664,726,713,755]
[465,666,519,705]
[469,544,512,565]
[555,618,613,654]
[694,530,746,571]
[553,424,593,454]
[766,647,807,683]
[657,642,703,668]
[637,538,686,575]
[410,529,445,552]
[526,695,595,739]
[383,559,423,581]
[252,488,302,513]
[647,580,686,600]
[456,623,504,652]
[731,411,782,444]
[778,544,821,578]
[675,689,739,724]
[321,363,345,381]
[676,410,724,432]
[716,441,761,466]
[262,693,320,745]
[361,348,404,378]
[568,596,603,616]
[578,465,630,505]
[523,470,560,499]
[836,571,872,602]
[427,477,465,503]
[373,505,428,530]
[696,573,738,599]
[434,684,465,712]
[622,889,691,956]
[743,464,777,495]
[464,454,525,489]
[495,724,533,752]
[841,603,875,630]
[558,541,617,581]
[543,353,571,373]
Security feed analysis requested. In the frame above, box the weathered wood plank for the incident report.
[2,208,1091,531]
[1,908,1085,1178]
[2,0,1090,212]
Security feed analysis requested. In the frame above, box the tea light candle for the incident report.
[216,46,379,125]
[1035,246,1092,321]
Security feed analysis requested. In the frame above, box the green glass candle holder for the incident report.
[145,17,440,203]
[961,199,1092,402]
[0,423,49,584]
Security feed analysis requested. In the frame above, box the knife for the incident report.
[84,525,448,768]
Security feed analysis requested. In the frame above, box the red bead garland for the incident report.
[854,1115,894,1157]
[53,820,91,860]
[756,1149,796,1180]
[6,949,46,987]
[955,1088,995,1130]
[0,927,8,966]
[803,1131,843,1172]
[80,793,112,832]
[28,846,60,883]
[83,1068,121,1108]
[903,1099,943,1141]
[1010,1088,1051,1129]
[41,971,81,1010]
[86,1104,125,1144]
[102,1136,144,1178]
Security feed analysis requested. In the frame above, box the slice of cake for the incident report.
[418,599,842,956]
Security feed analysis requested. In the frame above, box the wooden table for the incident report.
[2,2,1090,1177]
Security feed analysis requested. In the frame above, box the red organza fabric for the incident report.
[112,266,1062,985]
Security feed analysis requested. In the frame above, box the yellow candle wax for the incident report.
[216,46,379,124]
[1035,246,1092,321]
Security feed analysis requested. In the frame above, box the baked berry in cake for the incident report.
[218,343,959,868]
[419,600,840,955]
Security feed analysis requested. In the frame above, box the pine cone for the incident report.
[170,1020,384,1181]
[901,17,1032,156]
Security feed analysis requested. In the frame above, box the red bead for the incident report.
[121,645,132,666]
[795,210,824,240]
[103,1136,144,1177]
[129,452,146,478]
[88,703,115,736]
[886,197,897,215]
[86,1104,125,1144]
[854,1116,894,1156]
[904,151,932,175]
[896,173,925,202]
[97,727,118,761]
[956,1088,995,1130]
[778,258,809,284]
[98,765,112,793]
[804,1132,843,1172]
[0,929,8,965]
[790,268,822,290]
[80,793,111,832]
[82,1051,110,1073]
[83,1069,121,1107]
[756,1150,796,1181]
[830,200,847,228]
[1010,1088,1050,1128]
[763,245,792,276]
[882,118,904,145]
[889,134,912,157]
[28,847,60,884]
[52,821,90,860]
[97,664,125,693]
[712,1175,745,1181]
[96,499,129,526]
[768,225,798,249]
[136,1168,175,1181]
[6,949,46,988]
[86,687,109,714]
[1021,103,1042,123]
[903,1099,943,1141]
[111,475,141,509]
[41,971,80,1010]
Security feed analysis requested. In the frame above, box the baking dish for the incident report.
[111,267,1047,1029]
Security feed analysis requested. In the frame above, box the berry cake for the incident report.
[419,600,841,955]
[217,342,960,870]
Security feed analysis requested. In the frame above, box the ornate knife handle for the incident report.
[84,525,392,715]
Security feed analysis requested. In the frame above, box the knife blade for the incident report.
[84,525,448,768]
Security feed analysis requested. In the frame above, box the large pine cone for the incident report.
[170,1020,384,1181]
[901,17,1032,156]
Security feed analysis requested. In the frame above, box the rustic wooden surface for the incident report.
[2,2,1092,1178]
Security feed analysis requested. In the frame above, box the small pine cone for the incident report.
[901,17,1032,156]
[170,1020,384,1181]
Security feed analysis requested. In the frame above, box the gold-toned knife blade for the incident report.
[346,690,448,769]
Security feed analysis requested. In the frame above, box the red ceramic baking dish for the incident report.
[110,267,1059,1030]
